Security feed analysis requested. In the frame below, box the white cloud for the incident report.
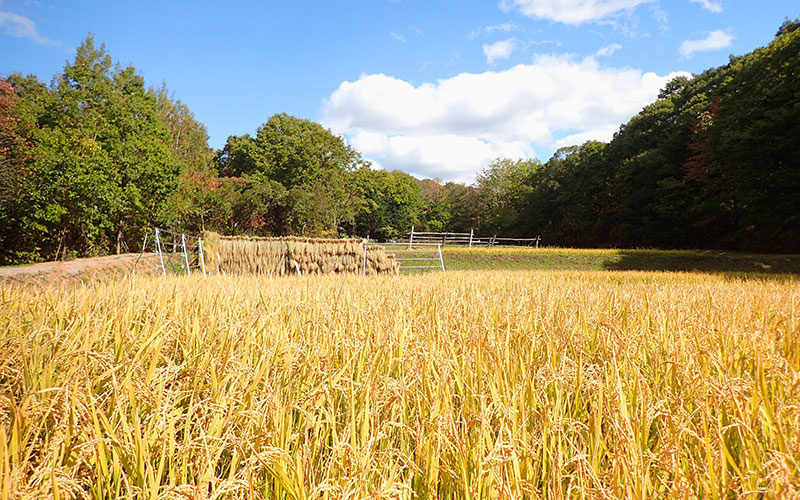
[483,39,517,64]
[0,10,56,46]
[352,133,533,182]
[486,22,520,34]
[596,43,622,56]
[323,56,688,182]
[470,22,521,39]
[551,126,619,149]
[690,0,722,13]
[650,4,669,29]
[679,29,733,57]
[499,0,653,25]
[390,31,406,42]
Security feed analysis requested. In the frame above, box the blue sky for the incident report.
[1,0,797,182]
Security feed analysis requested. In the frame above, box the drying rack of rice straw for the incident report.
[201,232,402,276]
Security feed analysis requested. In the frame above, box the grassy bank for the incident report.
[441,247,800,274]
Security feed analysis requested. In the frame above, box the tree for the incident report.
[231,173,290,235]
[476,158,540,237]
[0,36,181,262]
[352,168,423,240]
[0,77,39,263]
[416,178,451,232]
[685,21,800,251]
[215,113,366,236]
[154,83,221,233]
[538,141,612,247]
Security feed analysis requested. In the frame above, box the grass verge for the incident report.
[441,247,800,274]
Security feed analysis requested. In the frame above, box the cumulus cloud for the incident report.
[690,0,722,13]
[323,56,688,182]
[483,39,517,64]
[0,10,56,46]
[679,29,733,57]
[499,0,653,25]
[350,133,534,182]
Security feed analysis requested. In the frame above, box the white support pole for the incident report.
[408,225,414,250]
[181,233,191,275]
[155,228,166,277]
[437,243,445,272]
[197,237,207,276]
[469,229,473,248]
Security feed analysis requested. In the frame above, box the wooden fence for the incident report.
[407,227,541,248]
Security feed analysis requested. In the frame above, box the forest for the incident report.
[1,19,798,264]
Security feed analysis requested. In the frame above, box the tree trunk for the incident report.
[116,221,124,255]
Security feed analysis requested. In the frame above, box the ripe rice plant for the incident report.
[1,270,798,498]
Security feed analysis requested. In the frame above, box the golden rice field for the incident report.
[1,270,799,499]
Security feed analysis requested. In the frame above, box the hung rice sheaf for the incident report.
[201,231,399,276]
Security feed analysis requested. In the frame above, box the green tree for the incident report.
[0,77,40,263]
[538,142,612,247]
[231,173,290,235]
[154,83,224,233]
[685,21,800,251]
[416,178,451,232]
[352,168,423,240]
[0,36,181,262]
[476,158,540,237]
[215,113,366,236]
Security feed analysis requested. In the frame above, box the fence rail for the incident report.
[371,242,445,273]
[407,227,540,248]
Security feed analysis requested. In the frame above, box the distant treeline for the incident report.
[1,20,798,264]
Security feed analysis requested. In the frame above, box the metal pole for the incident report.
[181,233,191,275]
[438,243,445,272]
[362,241,368,275]
[155,228,166,277]
[197,237,207,276]
[131,230,149,275]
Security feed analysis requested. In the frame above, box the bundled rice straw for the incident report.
[202,231,399,276]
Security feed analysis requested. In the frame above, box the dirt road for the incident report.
[0,253,158,283]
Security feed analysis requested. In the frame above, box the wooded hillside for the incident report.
[1,21,798,264]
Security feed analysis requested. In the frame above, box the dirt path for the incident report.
[0,253,159,284]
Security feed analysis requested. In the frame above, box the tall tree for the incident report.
[352,168,423,240]
[0,36,180,262]
[215,113,366,236]
[685,20,800,251]
[0,77,40,263]
[154,83,222,233]
[476,158,540,237]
